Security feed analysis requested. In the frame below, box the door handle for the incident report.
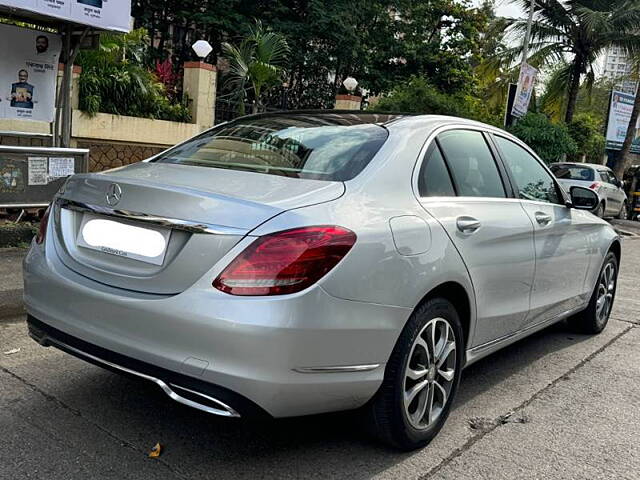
[535,212,552,225]
[456,217,481,233]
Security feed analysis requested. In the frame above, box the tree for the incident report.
[221,20,290,114]
[505,0,640,124]
[567,113,605,163]
[375,76,502,126]
[508,113,577,163]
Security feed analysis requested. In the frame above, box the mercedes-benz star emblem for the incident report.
[105,183,123,206]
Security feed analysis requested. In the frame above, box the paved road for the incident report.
[1,240,639,479]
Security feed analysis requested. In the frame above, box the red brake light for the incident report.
[589,182,600,190]
[213,226,356,296]
[35,206,51,245]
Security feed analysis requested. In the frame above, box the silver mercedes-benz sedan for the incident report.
[23,112,620,450]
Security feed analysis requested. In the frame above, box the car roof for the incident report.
[231,110,509,130]
[225,110,409,126]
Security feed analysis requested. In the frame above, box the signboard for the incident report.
[605,90,640,154]
[0,146,89,208]
[512,62,538,118]
[0,23,61,123]
[0,0,131,32]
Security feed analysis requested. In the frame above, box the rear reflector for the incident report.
[589,182,601,190]
[35,206,51,245]
[213,226,356,296]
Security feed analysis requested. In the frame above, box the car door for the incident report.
[598,170,621,216]
[606,168,626,214]
[416,129,536,347]
[492,134,591,324]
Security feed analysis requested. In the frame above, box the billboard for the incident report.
[0,0,131,32]
[0,23,61,123]
[605,90,640,154]
[512,62,538,118]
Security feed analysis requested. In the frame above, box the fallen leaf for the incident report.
[149,442,162,458]
[3,348,20,355]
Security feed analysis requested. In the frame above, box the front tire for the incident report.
[568,252,618,334]
[366,298,464,450]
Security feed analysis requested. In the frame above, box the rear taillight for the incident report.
[589,182,601,190]
[213,226,356,296]
[35,206,51,245]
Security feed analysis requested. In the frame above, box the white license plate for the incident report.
[77,214,171,265]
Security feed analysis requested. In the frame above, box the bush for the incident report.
[374,77,502,126]
[77,29,191,122]
[508,113,577,164]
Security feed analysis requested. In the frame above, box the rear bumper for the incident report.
[23,239,410,418]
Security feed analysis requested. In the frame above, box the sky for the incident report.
[472,0,524,19]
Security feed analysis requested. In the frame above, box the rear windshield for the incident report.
[152,114,389,181]
[550,165,595,182]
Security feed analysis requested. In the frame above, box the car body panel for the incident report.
[518,200,592,323]
[23,113,620,419]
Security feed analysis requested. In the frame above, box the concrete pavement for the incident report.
[0,240,638,479]
[0,248,25,320]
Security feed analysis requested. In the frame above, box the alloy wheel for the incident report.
[596,261,616,325]
[403,317,456,429]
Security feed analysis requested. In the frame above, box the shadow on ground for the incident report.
[9,319,599,479]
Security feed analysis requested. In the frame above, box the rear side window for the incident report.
[550,165,595,182]
[418,145,456,197]
[598,171,611,183]
[494,136,561,204]
[152,115,389,181]
[437,130,506,198]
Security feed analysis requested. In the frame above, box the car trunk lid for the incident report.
[52,162,344,294]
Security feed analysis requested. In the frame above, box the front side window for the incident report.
[494,136,561,204]
[152,114,389,181]
[437,130,506,198]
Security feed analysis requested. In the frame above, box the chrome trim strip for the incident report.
[56,198,248,236]
[293,364,381,373]
[464,303,587,367]
[45,336,241,418]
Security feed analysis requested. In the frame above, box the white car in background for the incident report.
[550,163,628,219]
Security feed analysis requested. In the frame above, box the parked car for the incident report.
[24,112,620,450]
[550,162,628,218]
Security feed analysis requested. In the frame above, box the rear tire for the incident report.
[595,201,605,218]
[616,201,628,220]
[365,298,464,450]
[568,252,618,334]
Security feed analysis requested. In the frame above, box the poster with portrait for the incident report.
[0,23,61,122]
[0,0,130,32]
[605,90,640,154]
[70,0,131,32]
[512,62,538,118]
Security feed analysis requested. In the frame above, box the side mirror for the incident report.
[569,186,599,211]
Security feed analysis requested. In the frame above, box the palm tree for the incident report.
[222,20,290,115]
[505,0,640,124]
